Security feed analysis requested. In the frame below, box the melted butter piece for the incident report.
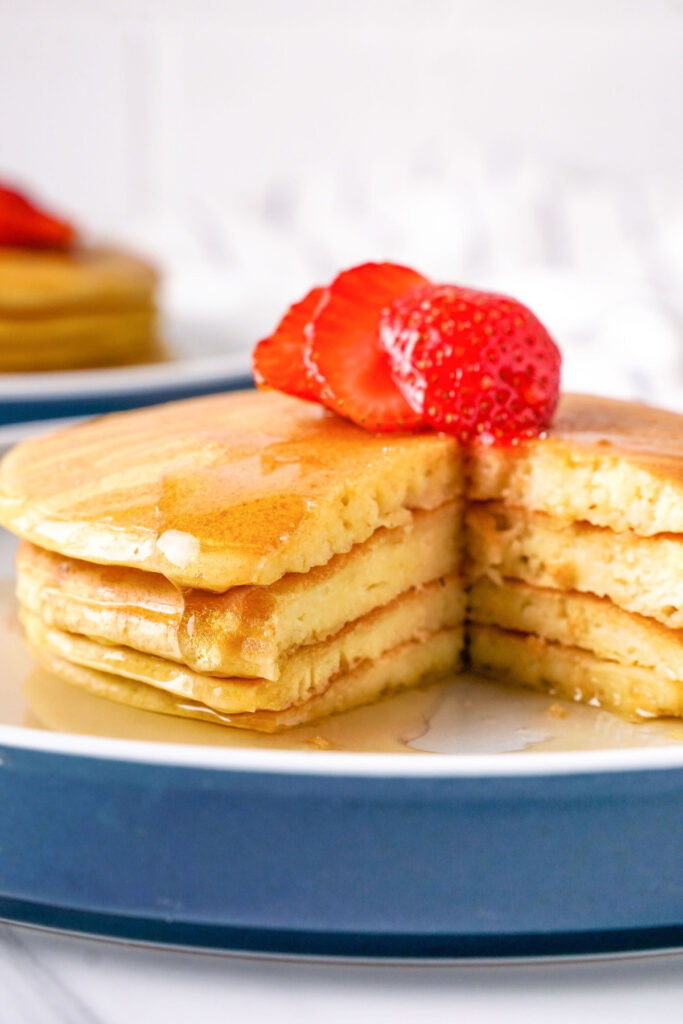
[156,530,200,569]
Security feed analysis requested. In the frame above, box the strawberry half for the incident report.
[381,283,561,443]
[253,285,328,401]
[0,183,77,249]
[307,262,429,431]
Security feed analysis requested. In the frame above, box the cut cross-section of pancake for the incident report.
[466,394,683,720]
[17,500,461,680]
[469,394,683,536]
[469,625,683,720]
[467,502,683,629]
[469,578,683,682]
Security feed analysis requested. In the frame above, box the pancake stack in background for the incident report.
[0,246,160,371]
[0,183,160,371]
[467,395,683,719]
[1,390,465,731]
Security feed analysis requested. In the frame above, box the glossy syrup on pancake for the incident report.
[177,585,276,672]
[0,390,461,590]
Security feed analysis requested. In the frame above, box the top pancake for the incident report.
[0,390,462,591]
[470,393,683,536]
[2,390,681,591]
[0,246,158,316]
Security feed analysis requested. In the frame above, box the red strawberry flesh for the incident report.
[381,283,561,443]
[253,285,328,402]
[308,262,429,431]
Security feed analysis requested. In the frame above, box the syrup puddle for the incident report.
[2,565,683,755]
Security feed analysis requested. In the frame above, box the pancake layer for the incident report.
[469,393,683,536]
[0,306,159,371]
[0,246,159,372]
[467,391,683,717]
[469,578,683,681]
[22,577,464,715]
[0,247,157,315]
[467,502,683,629]
[0,390,462,591]
[469,625,683,719]
[28,628,463,733]
[17,501,461,680]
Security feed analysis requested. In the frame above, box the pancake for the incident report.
[0,305,159,371]
[28,628,462,733]
[469,625,683,720]
[21,576,464,715]
[469,394,683,536]
[466,502,683,629]
[17,501,461,680]
[0,246,157,316]
[469,578,683,681]
[0,246,160,372]
[0,390,462,591]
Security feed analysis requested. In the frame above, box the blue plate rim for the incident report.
[4,900,683,961]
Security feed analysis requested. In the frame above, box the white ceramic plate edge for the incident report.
[3,721,683,776]
[0,350,251,400]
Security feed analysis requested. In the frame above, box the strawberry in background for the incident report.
[0,182,77,249]
[0,180,160,372]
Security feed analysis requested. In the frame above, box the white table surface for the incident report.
[2,923,683,1024]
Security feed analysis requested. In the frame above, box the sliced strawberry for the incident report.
[253,285,328,401]
[381,283,561,443]
[0,184,77,249]
[307,262,429,431]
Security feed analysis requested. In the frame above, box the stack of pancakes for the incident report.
[1,391,465,730]
[0,390,681,731]
[467,396,683,718]
[0,246,159,371]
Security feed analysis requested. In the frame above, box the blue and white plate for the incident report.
[0,421,683,960]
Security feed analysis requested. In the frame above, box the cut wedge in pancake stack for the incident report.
[467,394,683,719]
[0,390,465,731]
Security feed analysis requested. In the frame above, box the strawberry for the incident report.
[253,285,328,401]
[0,183,76,249]
[380,283,561,443]
[307,262,429,431]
